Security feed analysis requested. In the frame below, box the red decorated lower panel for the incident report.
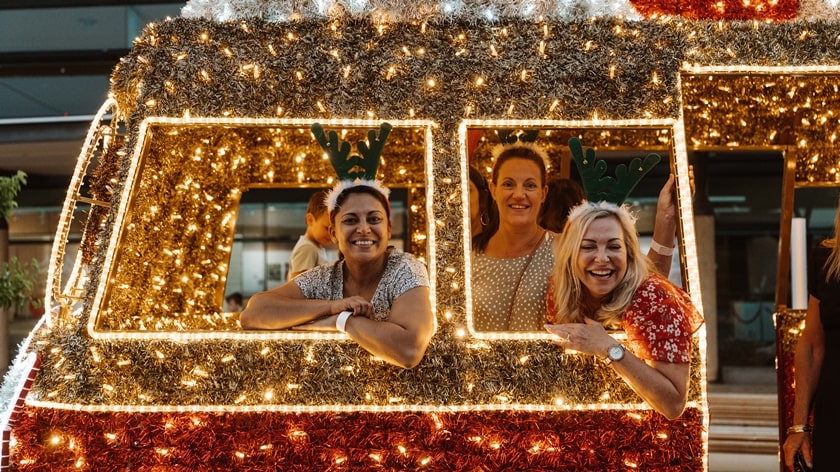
[9,406,705,471]
[628,0,798,20]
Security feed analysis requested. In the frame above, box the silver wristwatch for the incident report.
[604,343,626,365]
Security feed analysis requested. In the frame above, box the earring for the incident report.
[480,212,490,226]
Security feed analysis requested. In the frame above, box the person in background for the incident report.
[544,202,703,420]
[782,201,840,471]
[645,172,687,279]
[539,176,585,233]
[288,189,333,280]
[225,292,244,312]
[241,184,434,369]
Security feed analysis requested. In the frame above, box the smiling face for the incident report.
[490,157,547,228]
[575,215,628,302]
[330,192,392,262]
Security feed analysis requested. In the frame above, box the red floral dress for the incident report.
[547,272,704,363]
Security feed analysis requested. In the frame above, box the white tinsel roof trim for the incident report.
[181,0,643,23]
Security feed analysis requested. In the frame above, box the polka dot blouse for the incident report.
[472,232,555,331]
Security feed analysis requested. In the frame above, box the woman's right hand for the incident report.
[330,296,372,317]
[782,431,812,471]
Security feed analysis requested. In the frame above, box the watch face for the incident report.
[608,345,625,361]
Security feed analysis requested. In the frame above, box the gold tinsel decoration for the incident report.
[30,13,781,410]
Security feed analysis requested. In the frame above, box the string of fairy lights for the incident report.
[88,120,429,335]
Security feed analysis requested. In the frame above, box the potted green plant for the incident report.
[0,171,26,225]
[0,170,29,371]
[0,171,35,319]
[0,256,39,316]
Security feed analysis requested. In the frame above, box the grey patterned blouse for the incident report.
[294,249,430,321]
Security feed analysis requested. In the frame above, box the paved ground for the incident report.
[711,452,778,471]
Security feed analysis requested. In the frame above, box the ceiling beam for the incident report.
[0,1,179,9]
[0,50,127,76]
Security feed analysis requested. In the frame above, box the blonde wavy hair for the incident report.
[550,201,655,328]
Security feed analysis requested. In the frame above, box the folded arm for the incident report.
[341,286,435,369]
[240,283,435,369]
[239,281,371,330]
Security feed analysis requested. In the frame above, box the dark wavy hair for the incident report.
[491,144,548,187]
[470,166,499,252]
[329,185,391,224]
[539,177,585,233]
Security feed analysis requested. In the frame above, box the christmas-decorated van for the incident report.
[3,0,838,469]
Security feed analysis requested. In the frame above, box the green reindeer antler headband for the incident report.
[568,137,661,205]
[311,122,392,212]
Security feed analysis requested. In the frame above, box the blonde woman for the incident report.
[545,202,703,419]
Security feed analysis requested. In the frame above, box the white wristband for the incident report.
[335,310,353,333]
[649,239,675,256]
